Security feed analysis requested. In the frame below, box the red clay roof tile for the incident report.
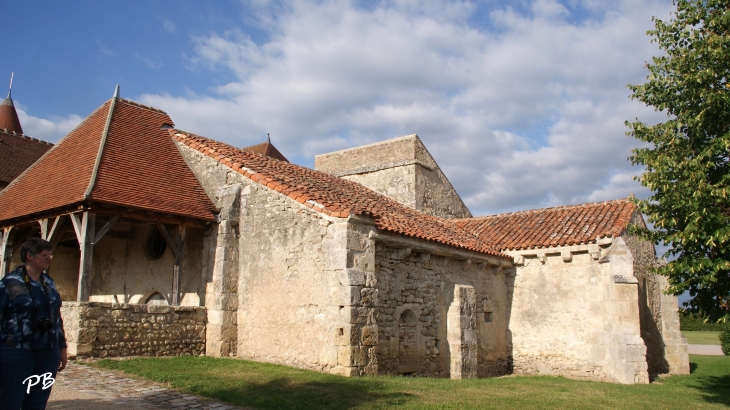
[0,98,217,224]
[0,129,53,185]
[241,141,289,162]
[453,199,638,251]
[0,96,23,135]
[172,129,509,259]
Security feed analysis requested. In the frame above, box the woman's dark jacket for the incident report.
[0,266,67,350]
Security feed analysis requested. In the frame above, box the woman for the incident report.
[0,237,67,410]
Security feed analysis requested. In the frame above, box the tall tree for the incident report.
[627,0,730,321]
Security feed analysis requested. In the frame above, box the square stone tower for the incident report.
[314,135,472,219]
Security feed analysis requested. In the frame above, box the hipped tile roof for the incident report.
[242,141,289,162]
[0,98,216,224]
[0,96,23,135]
[453,199,638,251]
[172,130,509,259]
[0,129,53,185]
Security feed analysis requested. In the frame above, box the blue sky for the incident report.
[3,0,675,217]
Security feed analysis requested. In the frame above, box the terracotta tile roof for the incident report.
[172,130,509,259]
[0,96,23,134]
[242,141,289,162]
[453,199,638,251]
[0,129,53,185]
[0,98,217,224]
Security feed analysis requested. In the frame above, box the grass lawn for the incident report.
[92,354,730,409]
[683,331,722,345]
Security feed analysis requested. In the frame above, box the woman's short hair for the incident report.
[20,237,53,263]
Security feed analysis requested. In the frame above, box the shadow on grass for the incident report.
[197,376,414,410]
[687,360,730,407]
[693,374,730,406]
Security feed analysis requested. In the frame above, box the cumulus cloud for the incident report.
[138,0,673,215]
[15,106,83,143]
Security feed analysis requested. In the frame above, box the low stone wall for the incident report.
[61,302,206,359]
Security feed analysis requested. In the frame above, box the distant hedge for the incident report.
[680,312,728,331]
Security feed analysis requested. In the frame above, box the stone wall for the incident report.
[506,238,649,384]
[374,243,510,378]
[314,135,472,219]
[620,211,689,376]
[175,141,240,357]
[176,141,349,371]
[61,301,206,359]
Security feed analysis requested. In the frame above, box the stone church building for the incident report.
[0,90,688,384]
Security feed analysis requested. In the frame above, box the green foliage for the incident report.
[721,327,730,354]
[681,312,729,330]
[627,0,730,321]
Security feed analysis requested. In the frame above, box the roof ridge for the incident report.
[84,97,117,199]
[0,128,53,146]
[170,129,508,259]
[116,98,168,115]
[462,199,633,221]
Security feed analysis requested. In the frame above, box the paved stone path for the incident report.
[47,362,243,410]
[688,344,725,356]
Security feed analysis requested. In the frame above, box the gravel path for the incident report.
[688,344,725,356]
[47,362,243,410]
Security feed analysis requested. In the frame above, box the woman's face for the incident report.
[26,250,53,272]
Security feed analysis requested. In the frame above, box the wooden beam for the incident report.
[0,227,15,277]
[155,221,179,258]
[70,213,82,243]
[0,202,211,231]
[46,216,62,243]
[38,219,49,240]
[93,214,120,245]
[76,212,95,302]
[172,225,185,306]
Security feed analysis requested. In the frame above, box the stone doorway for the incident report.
[398,309,419,374]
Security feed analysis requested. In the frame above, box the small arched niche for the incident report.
[145,292,169,306]
[398,309,420,374]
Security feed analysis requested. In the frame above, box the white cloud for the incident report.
[163,19,177,33]
[15,106,83,143]
[137,0,673,214]
[135,53,164,69]
[94,37,115,57]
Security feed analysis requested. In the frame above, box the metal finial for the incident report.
[7,72,13,98]
[113,85,120,99]
[267,133,270,144]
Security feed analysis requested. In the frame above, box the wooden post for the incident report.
[0,227,15,278]
[172,225,185,306]
[71,212,95,302]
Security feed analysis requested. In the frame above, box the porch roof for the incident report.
[0,97,217,226]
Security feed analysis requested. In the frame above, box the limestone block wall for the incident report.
[620,212,688,375]
[61,301,206,359]
[314,135,472,219]
[235,179,345,373]
[507,238,649,384]
[176,141,350,372]
[374,243,510,378]
[324,217,379,376]
[175,141,241,357]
